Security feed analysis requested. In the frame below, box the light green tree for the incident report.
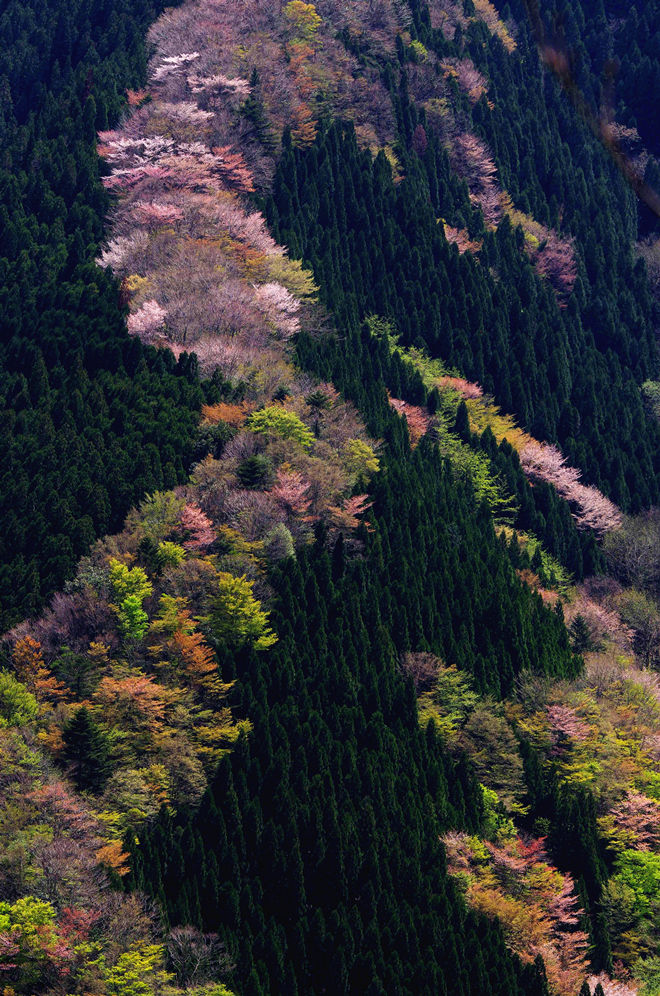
[156,540,186,569]
[613,850,660,919]
[0,896,59,988]
[208,573,278,650]
[417,663,479,737]
[343,438,380,487]
[0,671,39,727]
[104,943,172,996]
[109,559,153,604]
[117,595,150,641]
[109,559,153,641]
[247,406,314,450]
[138,491,186,543]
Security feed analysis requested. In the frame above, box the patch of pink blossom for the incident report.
[587,973,638,996]
[521,442,622,535]
[546,703,591,753]
[253,282,301,339]
[127,300,168,339]
[152,52,200,82]
[388,397,432,442]
[436,375,484,399]
[188,74,251,97]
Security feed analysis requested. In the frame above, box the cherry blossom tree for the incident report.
[533,230,578,298]
[450,132,503,226]
[127,300,168,340]
[152,52,201,83]
[600,792,660,852]
[442,58,489,103]
[520,442,622,535]
[270,466,313,518]
[328,494,373,534]
[253,281,301,338]
[97,231,149,272]
[587,973,639,996]
[388,396,432,444]
[179,503,216,550]
[132,200,184,226]
[436,374,484,399]
[546,703,591,755]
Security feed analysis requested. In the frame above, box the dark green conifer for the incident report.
[62,706,111,793]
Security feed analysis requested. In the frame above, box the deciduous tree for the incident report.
[207,573,277,650]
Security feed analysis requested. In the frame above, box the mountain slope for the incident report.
[2,0,660,994]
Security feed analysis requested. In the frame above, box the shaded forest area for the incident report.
[268,31,660,512]
[0,0,203,629]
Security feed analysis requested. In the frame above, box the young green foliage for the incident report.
[109,559,153,605]
[247,407,315,449]
[208,573,278,650]
[0,672,39,728]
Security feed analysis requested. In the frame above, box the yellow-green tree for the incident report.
[344,438,380,487]
[109,559,153,604]
[247,406,315,449]
[208,573,277,650]
[109,559,153,641]
[104,942,172,995]
[283,1,322,42]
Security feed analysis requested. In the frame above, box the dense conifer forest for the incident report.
[2,0,660,993]
[0,0,204,630]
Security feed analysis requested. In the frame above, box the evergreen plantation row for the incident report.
[2,0,660,993]
[267,27,660,511]
[131,469,563,995]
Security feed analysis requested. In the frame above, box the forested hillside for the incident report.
[0,0,204,630]
[1,0,660,993]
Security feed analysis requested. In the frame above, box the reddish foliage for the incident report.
[93,674,176,737]
[201,402,253,427]
[210,146,256,192]
[59,906,102,944]
[516,568,559,606]
[12,636,66,703]
[290,102,317,148]
[388,396,432,444]
[328,494,373,534]
[270,466,313,518]
[127,88,149,107]
[180,503,216,549]
[0,929,20,968]
[443,224,483,255]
